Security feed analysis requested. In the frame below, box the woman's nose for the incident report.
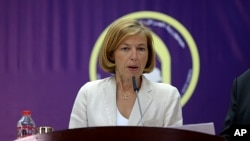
[130,49,138,61]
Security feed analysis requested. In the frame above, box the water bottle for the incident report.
[17,110,36,138]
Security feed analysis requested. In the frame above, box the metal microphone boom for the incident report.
[132,76,144,126]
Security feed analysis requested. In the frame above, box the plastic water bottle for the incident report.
[17,110,36,138]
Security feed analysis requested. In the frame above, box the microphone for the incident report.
[132,76,144,126]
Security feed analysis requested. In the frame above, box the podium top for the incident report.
[14,126,225,141]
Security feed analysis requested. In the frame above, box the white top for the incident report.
[116,108,128,126]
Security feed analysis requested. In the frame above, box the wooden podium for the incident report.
[14,126,225,141]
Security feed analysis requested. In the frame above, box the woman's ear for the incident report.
[109,54,115,63]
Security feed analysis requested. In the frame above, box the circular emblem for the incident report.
[89,11,200,107]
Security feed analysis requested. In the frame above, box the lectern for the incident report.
[14,126,225,141]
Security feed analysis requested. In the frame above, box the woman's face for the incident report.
[113,33,148,80]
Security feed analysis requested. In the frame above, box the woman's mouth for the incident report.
[128,66,138,71]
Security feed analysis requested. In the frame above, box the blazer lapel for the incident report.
[102,76,117,125]
[128,76,153,125]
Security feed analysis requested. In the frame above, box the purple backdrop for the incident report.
[0,0,250,140]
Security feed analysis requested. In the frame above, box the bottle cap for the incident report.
[38,126,54,134]
[22,110,32,115]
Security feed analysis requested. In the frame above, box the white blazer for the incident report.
[69,75,183,128]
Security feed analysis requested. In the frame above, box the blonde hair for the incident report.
[99,19,155,73]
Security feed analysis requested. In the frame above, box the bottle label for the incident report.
[17,125,36,138]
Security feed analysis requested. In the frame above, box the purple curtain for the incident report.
[0,0,250,140]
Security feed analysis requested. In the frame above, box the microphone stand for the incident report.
[132,76,144,126]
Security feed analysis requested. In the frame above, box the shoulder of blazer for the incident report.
[238,69,250,81]
[141,75,178,93]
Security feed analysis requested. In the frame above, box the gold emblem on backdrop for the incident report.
[89,11,200,107]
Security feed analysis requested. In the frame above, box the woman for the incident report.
[69,19,183,128]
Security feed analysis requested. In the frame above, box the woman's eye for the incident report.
[122,47,129,51]
[138,47,146,51]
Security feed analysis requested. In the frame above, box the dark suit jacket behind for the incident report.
[220,69,250,140]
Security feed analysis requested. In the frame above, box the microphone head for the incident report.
[132,76,139,92]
